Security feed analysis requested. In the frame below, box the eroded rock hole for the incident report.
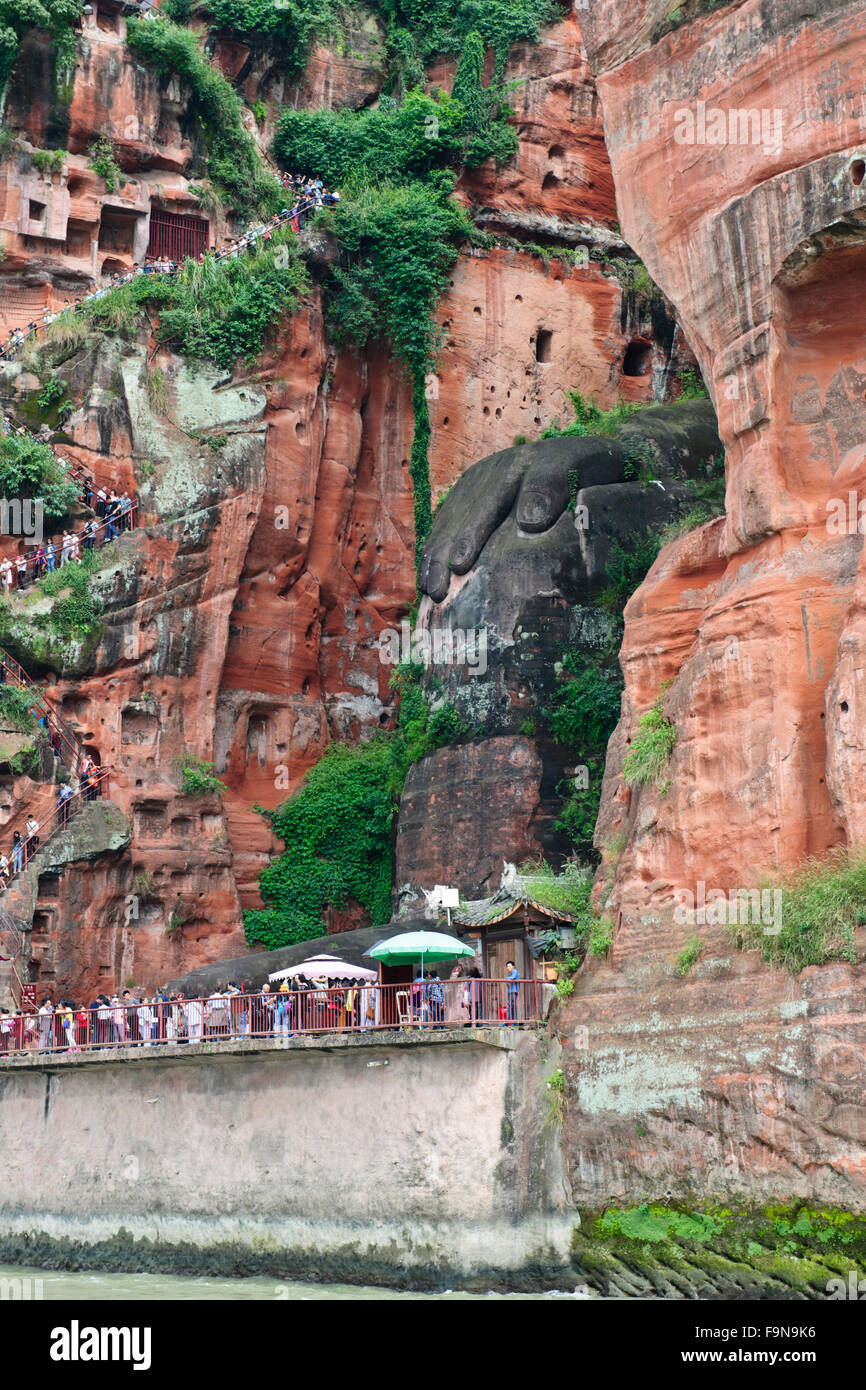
[623,340,652,376]
[535,329,553,363]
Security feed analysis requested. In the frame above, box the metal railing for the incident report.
[0,194,333,360]
[0,644,84,773]
[0,979,545,1055]
[5,765,110,879]
[0,501,138,593]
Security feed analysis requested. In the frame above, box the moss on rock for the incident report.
[570,1202,866,1299]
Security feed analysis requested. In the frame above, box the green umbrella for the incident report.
[366,932,477,1017]
[366,930,476,969]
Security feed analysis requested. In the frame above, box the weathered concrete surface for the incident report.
[0,1030,575,1288]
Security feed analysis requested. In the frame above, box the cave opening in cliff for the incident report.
[623,340,652,376]
[96,0,122,32]
[63,220,91,258]
[98,208,138,257]
[852,159,865,186]
[535,329,553,362]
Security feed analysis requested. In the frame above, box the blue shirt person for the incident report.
[506,961,520,1023]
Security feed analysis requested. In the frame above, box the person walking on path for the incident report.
[24,815,39,858]
[185,994,203,1043]
[57,781,74,828]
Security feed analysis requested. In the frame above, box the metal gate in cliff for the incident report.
[147,209,209,262]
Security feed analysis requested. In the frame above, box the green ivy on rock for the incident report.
[321,178,472,562]
[126,14,282,215]
[544,650,624,860]
[244,665,470,950]
[208,0,337,77]
[379,0,559,83]
[0,0,81,98]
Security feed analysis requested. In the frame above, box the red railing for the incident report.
[0,644,84,774]
[0,501,138,593]
[0,195,330,360]
[0,979,545,1054]
[5,764,110,881]
[147,208,208,262]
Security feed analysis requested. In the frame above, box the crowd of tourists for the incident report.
[0,753,103,891]
[0,960,527,1054]
[0,175,339,362]
[0,976,375,1053]
[0,412,136,586]
[412,964,523,1024]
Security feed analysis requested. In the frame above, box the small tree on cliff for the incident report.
[452,31,485,132]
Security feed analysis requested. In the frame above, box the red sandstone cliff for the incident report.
[0,7,676,992]
[552,0,866,1208]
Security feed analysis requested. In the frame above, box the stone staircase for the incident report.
[0,645,109,1004]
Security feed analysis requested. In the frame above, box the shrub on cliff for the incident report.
[86,225,308,369]
[88,137,123,194]
[733,848,866,975]
[209,0,337,77]
[246,664,469,950]
[274,91,467,187]
[126,14,281,215]
[0,684,36,733]
[546,658,623,750]
[622,691,676,789]
[142,226,309,367]
[274,83,515,188]
[249,739,396,951]
[541,391,646,442]
[451,30,485,129]
[0,432,79,522]
[545,653,624,858]
[519,858,595,923]
[381,0,557,81]
[601,535,662,613]
[175,755,228,797]
[40,560,102,636]
[320,179,471,560]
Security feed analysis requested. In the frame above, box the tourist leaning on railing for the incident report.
[0,973,543,1057]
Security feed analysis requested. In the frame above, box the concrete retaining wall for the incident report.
[0,1029,575,1288]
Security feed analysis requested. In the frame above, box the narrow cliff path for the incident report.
[0,646,110,1003]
